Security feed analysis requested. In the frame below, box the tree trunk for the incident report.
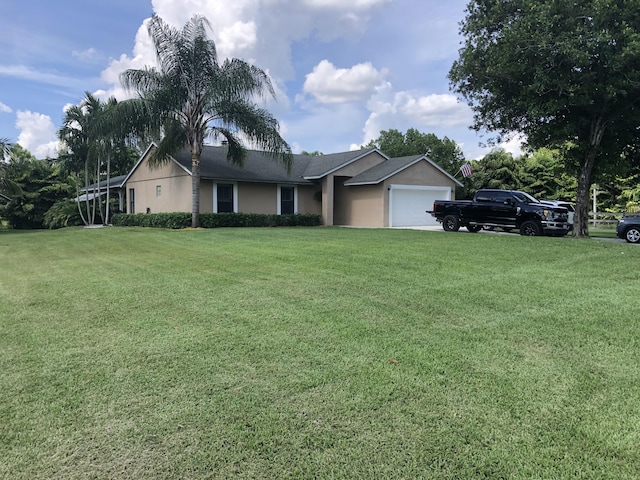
[574,151,596,237]
[84,160,92,225]
[191,152,201,228]
[574,117,605,238]
[105,154,111,225]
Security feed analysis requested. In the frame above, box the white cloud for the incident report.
[217,20,257,57]
[15,111,61,159]
[0,64,81,88]
[498,133,526,158]
[72,48,100,63]
[361,83,473,146]
[303,0,389,6]
[98,22,157,100]
[98,0,393,97]
[302,60,387,104]
[0,101,12,113]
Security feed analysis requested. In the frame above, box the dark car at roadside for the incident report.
[616,215,640,243]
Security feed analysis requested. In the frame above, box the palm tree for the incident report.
[119,14,292,228]
[59,93,133,225]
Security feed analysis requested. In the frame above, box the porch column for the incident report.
[322,176,334,226]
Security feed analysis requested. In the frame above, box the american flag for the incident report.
[460,162,473,178]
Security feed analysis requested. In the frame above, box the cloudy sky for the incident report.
[0,0,523,160]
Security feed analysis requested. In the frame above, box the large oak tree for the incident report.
[449,0,640,236]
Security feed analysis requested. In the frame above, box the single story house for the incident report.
[122,143,462,227]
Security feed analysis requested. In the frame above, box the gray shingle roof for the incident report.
[173,146,313,184]
[301,148,379,179]
[170,146,381,184]
[344,155,424,185]
[136,144,461,187]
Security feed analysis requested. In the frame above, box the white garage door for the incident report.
[390,186,451,227]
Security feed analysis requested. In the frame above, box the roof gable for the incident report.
[302,148,383,179]
[344,155,463,187]
[122,143,191,186]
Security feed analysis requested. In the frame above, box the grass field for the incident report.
[1,226,639,479]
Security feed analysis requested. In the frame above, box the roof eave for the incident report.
[304,148,389,179]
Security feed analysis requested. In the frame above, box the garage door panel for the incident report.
[391,187,450,227]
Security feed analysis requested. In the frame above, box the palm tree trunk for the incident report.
[74,173,89,225]
[84,160,92,225]
[191,152,201,228]
[105,153,111,225]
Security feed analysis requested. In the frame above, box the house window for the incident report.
[280,186,295,215]
[216,183,235,213]
[129,188,135,214]
[156,185,162,197]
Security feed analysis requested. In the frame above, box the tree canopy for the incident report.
[449,0,640,236]
[365,128,466,173]
[0,146,70,229]
[120,14,291,228]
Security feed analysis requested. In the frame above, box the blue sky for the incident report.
[0,0,523,160]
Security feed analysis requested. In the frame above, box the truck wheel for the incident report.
[520,220,541,236]
[624,227,640,243]
[467,225,482,233]
[442,215,460,232]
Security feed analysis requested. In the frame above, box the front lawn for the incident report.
[1,227,639,479]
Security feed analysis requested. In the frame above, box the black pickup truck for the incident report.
[427,189,570,236]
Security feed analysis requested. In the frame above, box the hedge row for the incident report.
[111,212,322,229]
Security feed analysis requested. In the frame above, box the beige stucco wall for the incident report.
[335,182,385,227]
[321,151,387,226]
[126,158,191,213]
[237,183,273,213]
[205,181,321,215]
[200,181,213,213]
[298,185,322,215]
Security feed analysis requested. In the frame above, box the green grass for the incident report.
[1,227,639,479]
[589,227,618,238]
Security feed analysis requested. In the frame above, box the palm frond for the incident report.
[219,58,276,100]
[149,118,188,167]
[1,137,13,161]
[207,99,292,171]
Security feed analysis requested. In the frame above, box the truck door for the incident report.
[469,193,493,224]
[491,191,517,226]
